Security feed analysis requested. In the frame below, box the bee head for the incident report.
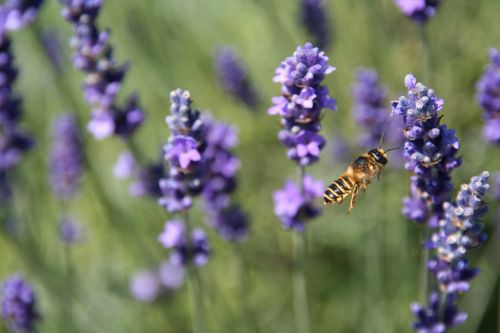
[368,148,388,165]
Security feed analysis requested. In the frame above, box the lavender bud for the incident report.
[49,114,83,200]
[1,274,40,332]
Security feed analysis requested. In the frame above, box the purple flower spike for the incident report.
[157,220,211,267]
[351,68,405,151]
[411,172,490,332]
[393,74,461,226]
[49,114,83,200]
[159,89,206,214]
[300,0,331,50]
[476,48,500,144]
[273,174,323,232]
[269,43,336,167]
[3,0,44,31]
[1,274,40,333]
[60,0,145,139]
[214,46,260,109]
[395,0,441,23]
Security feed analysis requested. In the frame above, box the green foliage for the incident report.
[2,0,500,332]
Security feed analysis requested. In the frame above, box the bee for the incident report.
[323,147,396,214]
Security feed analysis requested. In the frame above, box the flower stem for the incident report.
[294,166,311,333]
[233,244,259,333]
[418,228,430,304]
[419,25,431,85]
[293,231,311,333]
[183,210,205,333]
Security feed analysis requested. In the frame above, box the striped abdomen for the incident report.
[323,176,354,205]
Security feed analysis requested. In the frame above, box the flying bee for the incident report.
[323,147,398,214]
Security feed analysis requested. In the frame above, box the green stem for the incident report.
[233,244,259,333]
[418,228,430,304]
[64,245,75,332]
[183,210,205,333]
[293,231,311,333]
[419,25,431,85]
[293,166,311,333]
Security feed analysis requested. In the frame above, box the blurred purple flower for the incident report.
[158,261,185,290]
[59,216,84,245]
[129,269,160,303]
[40,28,64,73]
[411,292,467,333]
[269,43,336,167]
[214,46,260,109]
[60,0,145,140]
[49,114,83,200]
[3,0,44,31]
[209,205,249,242]
[158,220,210,267]
[273,174,323,232]
[395,0,441,23]
[300,0,331,50]
[393,74,461,226]
[0,8,35,173]
[1,274,40,332]
[476,48,500,144]
[114,151,136,179]
[493,172,500,201]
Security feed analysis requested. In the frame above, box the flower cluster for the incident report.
[351,69,388,148]
[269,42,336,166]
[129,261,185,303]
[300,0,331,50]
[114,151,165,198]
[411,171,490,332]
[2,0,44,31]
[60,0,145,140]
[392,74,461,226]
[59,216,84,245]
[395,0,441,23]
[158,89,206,213]
[476,48,500,144]
[1,275,40,333]
[214,47,260,109]
[50,114,83,200]
[0,6,37,182]
[201,118,249,241]
[273,175,323,232]
[157,220,210,267]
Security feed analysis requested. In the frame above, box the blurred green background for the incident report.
[1,0,500,332]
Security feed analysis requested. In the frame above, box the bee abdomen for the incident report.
[323,177,352,204]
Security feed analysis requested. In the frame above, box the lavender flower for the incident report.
[158,261,185,290]
[214,47,260,109]
[159,89,206,213]
[0,9,34,173]
[395,0,441,23]
[269,43,336,166]
[392,74,461,226]
[60,0,145,140]
[113,151,136,179]
[300,0,331,50]
[3,0,44,31]
[157,220,210,267]
[493,172,500,201]
[1,274,40,332]
[129,269,160,303]
[59,216,84,245]
[210,205,249,242]
[49,114,83,200]
[273,174,323,232]
[411,171,490,332]
[476,48,500,144]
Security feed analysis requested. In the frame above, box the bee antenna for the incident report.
[385,146,400,153]
[378,131,385,148]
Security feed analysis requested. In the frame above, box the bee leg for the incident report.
[347,185,359,214]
